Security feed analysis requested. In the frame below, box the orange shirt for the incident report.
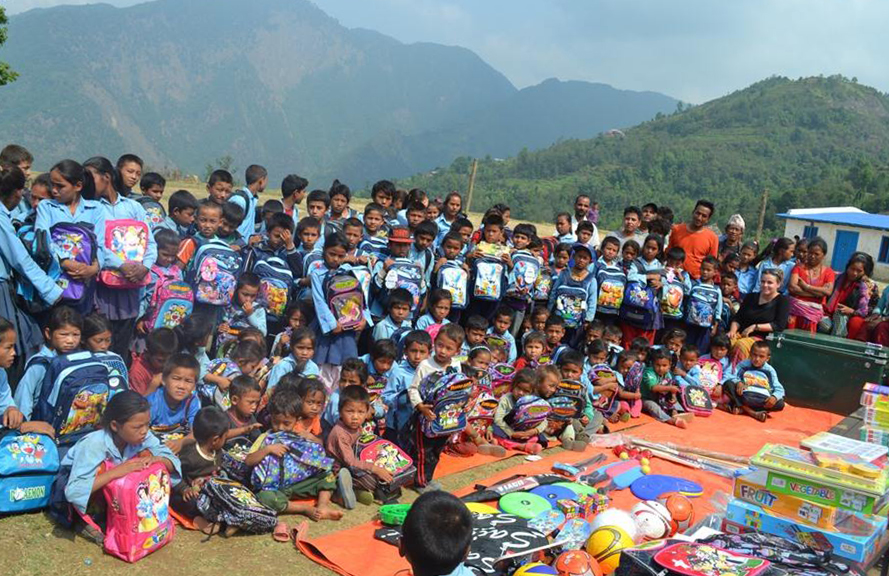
[177,237,198,268]
[296,416,322,437]
[667,223,718,279]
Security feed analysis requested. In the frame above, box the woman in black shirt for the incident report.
[728,269,789,362]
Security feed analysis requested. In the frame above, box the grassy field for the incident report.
[0,449,567,576]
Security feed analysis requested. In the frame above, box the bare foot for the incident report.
[317,506,344,521]
[194,516,220,536]
[224,526,239,538]
[287,502,323,521]
[677,413,695,423]
[672,417,688,429]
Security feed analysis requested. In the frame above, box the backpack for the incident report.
[383,258,424,312]
[196,477,277,534]
[14,223,59,314]
[437,261,469,310]
[187,239,241,305]
[77,460,175,563]
[253,256,293,319]
[508,250,540,299]
[548,379,586,421]
[149,394,196,444]
[489,363,516,398]
[733,367,775,405]
[351,433,415,489]
[466,391,498,438]
[553,274,594,329]
[220,436,253,485]
[596,265,627,316]
[686,281,721,328]
[505,395,551,432]
[680,384,714,417]
[697,358,724,395]
[146,265,194,330]
[93,351,129,391]
[587,363,619,417]
[50,222,97,304]
[99,219,152,289]
[135,196,167,229]
[620,279,659,328]
[250,432,334,492]
[33,351,119,446]
[0,432,59,513]
[661,269,688,320]
[418,371,473,438]
[532,269,553,301]
[324,271,366,330]
[472,257,506,301]
[232,189,261,228]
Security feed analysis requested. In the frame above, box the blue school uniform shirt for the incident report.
[97,195,158,270]
[383,359,419,433]
[148,388,201,429]
[487,327,518,363]
[373,315,412,341]
[674,365,702,389]
[14,346,57,420]
[415,313,450,331]
[266,355,321,394]
[61,428,181,513]
[229,187,258,240]
[556,232,578,245]
[409,244,435,288]
[309,262,373,335]
[154,216,191,238]
[0,204,63,303]
[434,214,457,245]
[736,266,757,297]
[36,197,108,266]
[0,369,16,426]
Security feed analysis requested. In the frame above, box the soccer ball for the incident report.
[553,550,603,576]
[630,501,673,541]
[585,526,635,573]
[657,492,695,534]
[589,509,638,543]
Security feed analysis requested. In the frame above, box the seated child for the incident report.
[323,358,369,433]
[513,330,547,371]
[615,351,643,419]
[361,339,398,432]
[641,348,693,428]
[446,346,506,458]
[171,407,230,535]
[267,327,320,393]
[584,341,621,423]
[492,369,545,455]
[383,331,432,442]
[602,324,624,367]
[725,341,785,421]
[218,273,267,349]
[628,337,650,364]
[544,315,569,364]
[295,378,326,440]
[416,290,452,331]
[536,365,589,451]
[659,327,686,370]
[148,354,202,454]
[373,288,414,341]
[244,386,343,521]
[225,375,263,442]
[271,301,310,361]
[324,385,394,509]
[130,327,177,396]
[400,491,474,576]
[0,318,51,436]
[201,340,265,410]
[699,334,734,400]
[673,345,702,389]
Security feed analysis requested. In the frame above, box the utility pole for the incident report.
[756,188,769,244]
[466,159,478,213]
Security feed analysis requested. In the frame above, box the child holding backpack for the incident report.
[201,340,265,410]
[493,369,546,455]
[622,234,665,347]
[549,244,598,346]
[0,317,51,435]
[148,354,201,454]
[139,228,191,335]
[383,331,432,443]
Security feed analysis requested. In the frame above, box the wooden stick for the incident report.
[629,438,749,465]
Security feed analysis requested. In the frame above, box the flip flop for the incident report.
[273,521,290,542]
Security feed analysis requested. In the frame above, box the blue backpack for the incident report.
[382,258,424,312]
[418,371,473,438]
[14,223,60,314]
[252,256,293,320]
[135,196,167,230]
[661,269,689,320]
[686,281,722,328]
[472,257,506,301]
[596,265,627,316]
[33,351,119,446]
[0,431,60,513]
[437,261,469,310]
[552,273,595,329]
[508,250,540,299]
[620,270,659,328]
[250,432,334,492]
[733,366,776,406]
[188,239,242,305]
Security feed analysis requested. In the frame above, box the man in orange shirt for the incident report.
[667,200,718,279]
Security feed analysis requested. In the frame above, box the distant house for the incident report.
[778,207,889,280]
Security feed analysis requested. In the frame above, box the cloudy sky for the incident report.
[4,0,889,103]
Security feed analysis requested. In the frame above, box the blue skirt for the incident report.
[312,321,358,366]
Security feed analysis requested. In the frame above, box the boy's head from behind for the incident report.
[387,288,413,325]
[338,385,370,431]
[400,492,473,576]
[282,174,308,203]
[145,327,178,372]
[162,353,200,403]
[268,386,302,432]
[196,200,223,238]
[193,407,230,451]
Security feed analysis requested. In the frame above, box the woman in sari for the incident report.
[825,252,872,337]
[728,269,790,364]
[787,237,835,333]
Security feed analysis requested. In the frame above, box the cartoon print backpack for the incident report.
[653,542,770,576]
[472,256,505,301]
[324,270,366,330]
[681,385,714,417]
[220,435,253,485]
[553,277,593,329]
[733,367,775,404]
[596,265,627,316]
[14,223,60,314]
[135,196,167,230]
[188,239,241,305]
[661,269,688,320]
[508,250,540,299]
[383,258,423,311]
[99,219,151,289]
[466,391,498,438]
[33,351,117,446]
[437,261,469,310]
[505,395,552,432]
[50,222,97,304]
[533,268,553,301]
[253,256,293,319]
[250,432,334,492]
[620,278,659,327]
[587,363,619,417]
[0,431,59,513]
[697,358,724,396]
[548,380,587,422]
[149,394,196,444]
[489,363,516,398]
[146,265,194,330]
[418,371,473,438]
[351,433,415,489]
[686,281,721,328]
[196,477,277,534]
[77,460,175,563]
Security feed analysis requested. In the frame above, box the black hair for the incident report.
[296,378,327,402]
[268,386,302,419]
[576,221,595,234]
[414,220,438,239]
[437,323,466,346]
[154,228,180,251]
[0,317,13,339]
[710,334,731,350]
[162,353,200,378]
[553,242,572,256]
[666,246,686,262]
[624,205,642,219]
[721,252,741,268]
[0,144,33,166]
[193,407,231,444]
[467,346,492,362]
[493,306,515,321]
[587,318,606,334]
[405,188,427,207]
[661,327,687,345]
[622,239,641,256]
[523,330,546,349]
[492,202,511,215]
[272,373,304,395]
[173,313,215,355]
[363,202,385,218]
[140,172,166,191]
[751,340,771,354]
[45,305,83,333]
[630,337,651,353]
[262,199,284,215]
[721,271,738,284]
[657,206,675,223]
[556,212,571,222]
[701,255,720,270]
[513,223,536,238]
[289,327,316,362]
[753,237,794,267]
[642,234,665,260]
[83,156,124,198]
[441,231,464,247]
[585,338,608,358]
[694,200,715,217]
[680,344,699,357]
[544,315,565,329]
[452,218,473,232]
[222,201,245,227]
[245,164,268,186]
[236,271,261,292]
[512,368,539,389]
[427,289,452,309]
[102,390,150,429]
[307,189,330,208]
[603,324,623,340]
[402,492,473,576]
[482,213,504,230]
[557,350,584,369]
[297,216,321,234]
[83,313,112,341]
[370,338,398,361]
[388,288,413,310]
[465,315,489,332]
[371,180,396,199]
[339,385,370,411]
[0,166,25,200]
[648,218,672,238]
[322,231,349,253]
[648,346,671,365]
[284,300,310,324]
[403,330,433,352]
[51,159,96,201]
[230,375,262,398]
[340,357,369,385]
[281,174,308,198]
[208,169,233,187]
[329,180,351,202]
[115,154,143,169]
[197,198,223,216]
[642,202,658,212]
[600,236,620,250]
[407,201,427,214]
[806,236,828,256]
[168,189,198,214]
[231,340,265,364]
[343,217,363,231]
[146,327,178,356]
[846,251,875,277]
[31,172,52,192]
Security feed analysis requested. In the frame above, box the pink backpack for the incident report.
[78,460,175,563]
[99,219,151,289]
[145,265,194,330]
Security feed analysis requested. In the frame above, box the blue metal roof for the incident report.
[778,211,889,231]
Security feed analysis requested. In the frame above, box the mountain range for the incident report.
[0,0,678,183]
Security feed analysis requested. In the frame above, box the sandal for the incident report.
[272,521,290,542]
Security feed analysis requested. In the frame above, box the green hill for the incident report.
[400,76,889,235]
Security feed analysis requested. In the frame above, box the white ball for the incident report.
[589,508,639,542]
[630,501,672,542]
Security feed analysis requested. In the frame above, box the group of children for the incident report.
[0,145,788,539]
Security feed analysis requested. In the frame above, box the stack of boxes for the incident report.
[860,383,889,447]
[723,440,888,563]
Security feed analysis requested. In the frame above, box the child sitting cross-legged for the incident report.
[324,385,395,509]
[673,345,702,389]
[323,357,369,434]
[641,348,694,429]
[399,491,474,576]
[492,368,545,455]
[244,386,343,521]
[536,365,589,452]
[724,340,785,422]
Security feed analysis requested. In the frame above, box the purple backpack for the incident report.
[50,222,97,303]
